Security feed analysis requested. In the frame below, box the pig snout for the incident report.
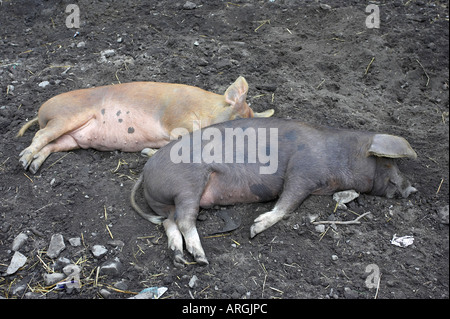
[372,158,417,199]
[131,118,418,266]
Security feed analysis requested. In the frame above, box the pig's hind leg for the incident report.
[27,134,80,174]
[19,116,89,173]
[174,199,209,265]
[163,214,189,268]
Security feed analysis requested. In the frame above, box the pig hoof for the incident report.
[29,163,40,175]
[19,158,30,170]
[174,251,188,268]
[195,255,209,266]
[141,148,157,157]
[250,216,268,238]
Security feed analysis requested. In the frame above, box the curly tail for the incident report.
[16,117,39,137]
[130,174,164,225]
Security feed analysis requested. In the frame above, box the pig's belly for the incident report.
[68,113,169,151]
[199,171,281,208]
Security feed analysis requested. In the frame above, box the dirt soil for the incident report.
[0,0,448,300]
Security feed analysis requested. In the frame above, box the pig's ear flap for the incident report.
[224,76,249,112]
[368,134,417,159]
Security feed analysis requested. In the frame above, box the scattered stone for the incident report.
[11,232,28,251]
[43,272,65,286]
[76,41,86,48]
[38,80,50,88]
[189,275,198,288]
[99,49,116,63]
[47,234,65,259]
[333,190,359,209]
[331,254,339,261]
[113,279,128,291]
[24,292,44,299]
[129,287,168,299]
[91,244,108,258]
[101,49,116,58]
[344,287,359,299]
[438,205,449,224]
[6,251,27,275]
[99,289,112,299]
[107,239,125,250]
[183,1,197,10]
[68,237,81,247]
[319,3,332,10]
[52,257,72,271]
[315,224,326,233]
[308,213,319,223]
[99,257,123,277]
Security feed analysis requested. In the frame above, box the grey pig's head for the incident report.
[367,134,418,199]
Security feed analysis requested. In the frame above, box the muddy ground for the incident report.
[0,0,448,301]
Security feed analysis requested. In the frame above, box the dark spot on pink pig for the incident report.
[128,127,135,134]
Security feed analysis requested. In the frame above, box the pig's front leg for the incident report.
[250,179,312,238]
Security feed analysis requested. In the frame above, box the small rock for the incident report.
[129,287,168,299]
[7,84,14,93]
[438,205,449,224]
[101,49,116,58]
[24,292,44,299]
[189,275,198,288]
[76,41,86,48]
[43,273,65,286]
[107,240,125,250]
[331,254,339,261]
[315,224,326,233]
[99,289,112,299]
[100,257,123,277]
[11,232,28,251]
[52,257,72,271]
[91,245,108,258]
[47,234,65,259]
[319,3,332,10]
[344,287,359,299]
[38,80,50,88]
[68,237,81,247]
[117,37,123,43]
[6,251,27,275]
[114,279,128,291]
[333,190,359,209]
[308,213,319,223]
[183,1,197,9]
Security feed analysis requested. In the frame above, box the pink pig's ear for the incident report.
[224,76,249,114]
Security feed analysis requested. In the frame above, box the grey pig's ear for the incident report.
[368,134,417,159]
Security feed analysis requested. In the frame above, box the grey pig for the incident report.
[131,118,417,266]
